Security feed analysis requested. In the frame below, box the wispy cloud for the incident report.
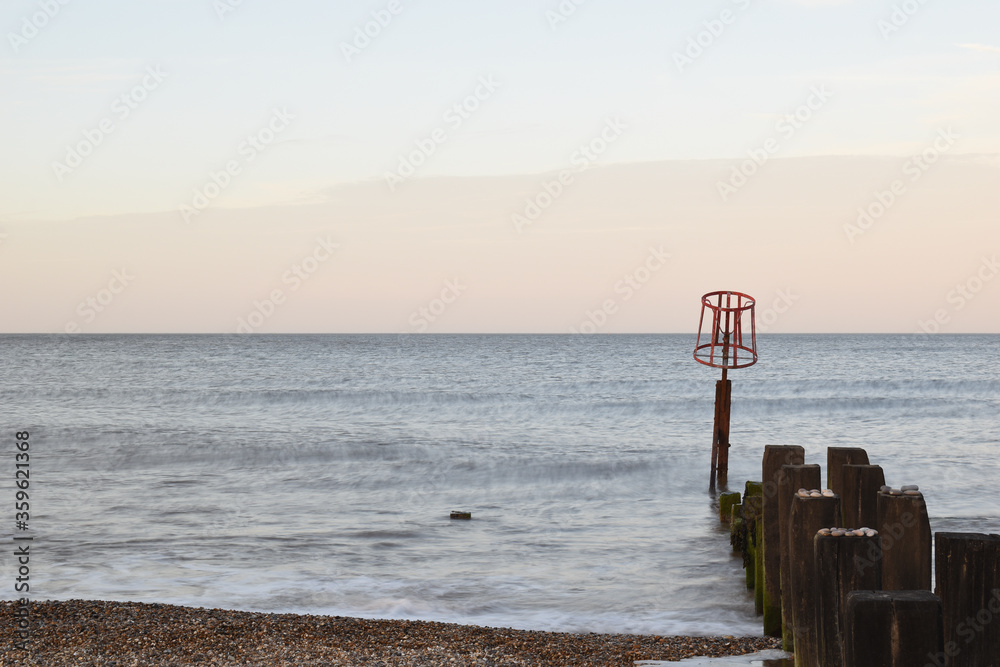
[959,43,1000,55]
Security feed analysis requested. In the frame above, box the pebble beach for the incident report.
[0,600,779,666]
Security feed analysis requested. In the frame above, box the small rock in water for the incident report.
[902,484,919,492]
[450,511,472,520]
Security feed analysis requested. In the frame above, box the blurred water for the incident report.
[1,334,998,636]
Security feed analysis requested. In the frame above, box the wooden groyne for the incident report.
[723,445,1000,666]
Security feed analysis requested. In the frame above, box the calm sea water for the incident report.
[1,334,998,636]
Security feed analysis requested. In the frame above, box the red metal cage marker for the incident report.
[694,291,758,370]
[693,291,758,490]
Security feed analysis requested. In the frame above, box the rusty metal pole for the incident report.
[711,323,733,490]
[695,291,756,492]
[713,367,732,489]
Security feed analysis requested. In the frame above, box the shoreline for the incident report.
[1,599,779,666]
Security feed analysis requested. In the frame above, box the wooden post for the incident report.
[815,531,882,667]
[741,495,762,591]
[743,482,764,612]
[762,446,805,638]
[877,489,931,591]
[731,503,744,551]
[711,372,732,489]
[719,491,741,523]
[788,494,840,666]
[755,515,765,615]
[779,463,821,651]
[826,447,869,495]
[841,464,885,529]
[934,532,1000,666]
[844,590,943,667]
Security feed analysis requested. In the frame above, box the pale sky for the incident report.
[1,0,999,333]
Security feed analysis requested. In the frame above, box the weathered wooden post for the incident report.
[719,491,741,523]
[934,532,1000,666]
[815,529,882,667]
[826,447,869,495]
[841,464,885,529]
[693,291,758,490]
[755,514,765,615]
[844,590,943,667]
[742,493,762,594]
[762,445,805,637]
[788,491,840,666]
[778,463,821,651]
[877,486,931,590]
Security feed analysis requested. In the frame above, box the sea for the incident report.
[1,334,998,637]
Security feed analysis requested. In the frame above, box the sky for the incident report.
[1,0,999,333]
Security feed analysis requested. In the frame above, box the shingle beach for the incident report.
[1,600,779,666]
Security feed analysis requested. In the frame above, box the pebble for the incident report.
[880,486,891,494]
[904,490,921,496]
[889,489,903,496]
[0,599,781,667]
[822,527,879,538]
[822,490,835,498]
[901,485,919,492]
[809,492,822,498]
